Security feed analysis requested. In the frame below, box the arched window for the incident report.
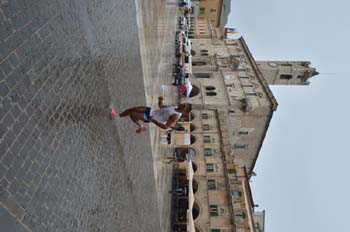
[192,202,200,219]
[192,162,198,172]
[190,135,196,144]
[190,123,196,132]
[193,179,199,194]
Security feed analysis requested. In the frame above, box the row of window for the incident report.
[203,144,247,156]
[280,74,304,80]
[200,8,217,14]
[194,72,250,79]
[209,205,246,220]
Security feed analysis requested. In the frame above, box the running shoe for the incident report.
[111,108,118,120]
[136,125,148,133]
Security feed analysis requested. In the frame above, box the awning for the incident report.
[184,134,191,145]
[185,78,193,97]
[188,178,194,208]
[186,153,193,180]
[186,154,195,232]
[187,210,195,232]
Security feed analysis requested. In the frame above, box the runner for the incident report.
[111,96,192,133]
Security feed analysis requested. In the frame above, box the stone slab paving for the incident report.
[0,0,179,231]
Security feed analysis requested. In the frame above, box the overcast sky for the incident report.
[228,0,350,231]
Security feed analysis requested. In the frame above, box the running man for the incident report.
[111,96,192,133]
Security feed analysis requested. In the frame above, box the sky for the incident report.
[228,0,350,231]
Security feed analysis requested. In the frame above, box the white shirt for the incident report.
[151,106,182,122]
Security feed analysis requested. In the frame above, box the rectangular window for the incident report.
[204,148,213,156]
[211,230,221,232]
[242,84,254,88]
[204,136,211,143]
[200,7,205,14]
[234,144,248,149]
[194,73,211,78]
[207,179,217,190]
[245,92,257,96]
[209,205,219,216]
[202,113,209,119]
[239,76,249,79]
[238,131,248,135]
[203,124,210,130]
[280,74,293,80]
[236,229,246,232]
[231,190,242,197]
[207,163,215,172]
[229,179,242,185]
[210,8,217,13]
[234,212,246,221]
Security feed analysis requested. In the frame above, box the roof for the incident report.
[238,36,278,176]
[238,36,278,111]
[220,0,231,27]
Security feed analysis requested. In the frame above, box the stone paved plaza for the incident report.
[0,0,178,231]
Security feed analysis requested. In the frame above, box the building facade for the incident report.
[170,36,317,231]
[189,18,224,40]
[192,0,231,27]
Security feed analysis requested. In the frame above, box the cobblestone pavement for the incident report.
[0,0,178,231]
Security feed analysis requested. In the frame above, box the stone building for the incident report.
[182,37,279,174]
[256,61,319,85]
[169,36,317,231]
[191,0,231,27]
[189,0,230,39]
[189,18,224,40]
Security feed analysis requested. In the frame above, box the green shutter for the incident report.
[231,191,242,197]
[204,148,212,156]
[207,163,214,172]
[207,179,216,190]
[204,136,211,143]
[209,205,219,216]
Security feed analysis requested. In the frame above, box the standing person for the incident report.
[111,96,192,133]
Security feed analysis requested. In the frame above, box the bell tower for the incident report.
[256,61,319,85]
